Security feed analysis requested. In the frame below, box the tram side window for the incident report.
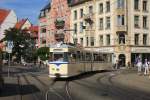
[94,54,100,61]
[69,53,76,63]
[76,51,81,62]
[80,52,85,61]
[86,53,91,61]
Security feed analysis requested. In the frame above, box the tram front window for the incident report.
[53,53,68,62]
[53,53,63,61]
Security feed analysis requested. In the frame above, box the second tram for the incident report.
[48,43,113,78]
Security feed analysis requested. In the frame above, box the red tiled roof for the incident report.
[29,26,38,38]
[15,19,27,29]
[29,26,38,32]
[0,9,10,25]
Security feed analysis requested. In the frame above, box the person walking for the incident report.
[137,58,142,75]
[115,60,118,69]
[144,59,149,75]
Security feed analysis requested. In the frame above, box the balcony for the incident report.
[55,34,64,41]
[116,25,127,33]
[84,13,94,25]
[116,8,126,15]
[54,18,65,29]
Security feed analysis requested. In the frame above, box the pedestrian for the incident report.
[127,61,131,69]
[39,61,42,68]
[137,58,142,75]
[144,59,149,75]
[115,60,118,69]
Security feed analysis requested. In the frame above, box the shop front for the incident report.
[131,47,150,64]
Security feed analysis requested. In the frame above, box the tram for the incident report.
[48,43,113,78]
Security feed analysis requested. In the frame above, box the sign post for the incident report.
[6,41,13,77]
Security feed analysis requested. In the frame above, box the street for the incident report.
[1,65,150,100]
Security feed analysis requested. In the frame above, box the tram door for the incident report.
[118,54,126,67]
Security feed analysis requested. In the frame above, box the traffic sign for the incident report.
[7,41,14,49]
[6,47,12,53]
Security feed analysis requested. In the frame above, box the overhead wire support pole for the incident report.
[8,53,10,77]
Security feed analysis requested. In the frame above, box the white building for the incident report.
[0,8,17,40]
[69,0,150,67]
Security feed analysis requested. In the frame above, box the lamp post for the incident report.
[6,41,14,77]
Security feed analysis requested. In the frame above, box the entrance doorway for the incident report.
[118,54,126,67]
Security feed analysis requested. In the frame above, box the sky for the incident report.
[0,0,49,25]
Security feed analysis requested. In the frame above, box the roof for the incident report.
[0,8,10,25]
[68,0,91,6]
[15,19,27,29]
[28,26,38,38]
[41,2,51,11]
[29,26,38,32]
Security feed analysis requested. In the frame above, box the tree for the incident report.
[1,28,35,62]
[36,47,49,61]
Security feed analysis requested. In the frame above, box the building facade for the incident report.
[70,0,150,67]
[39,0,73,47]
[39,3,51,47]
[0,8,17,49]
[0,9,17,40]
[49,0,71,44]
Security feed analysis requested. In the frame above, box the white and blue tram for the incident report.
[48,43,113,78]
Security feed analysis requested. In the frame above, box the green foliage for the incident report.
[36,47,49,61]
[1,28,36,62]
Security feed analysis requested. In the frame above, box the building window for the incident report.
[143,34,147,45]
[106,1,110,12]
[89,6,93,14]
[74,10,77,20]
[86,37,89,46]
[143,16,148,29]
[80,22,83,33]
[80,9,83,18]
[41,28,46,33]
[106,34,110,45]
[99,18,103,30]
[134,0,139,10]
[80,38,83,46]
[134,34,139,45]
[117,15,125,26]
[106,17,111,29]
[99,35,103,46]
[90,37,95,46]
[134,16,140,28]
[99,3,103,14]
[118,33,125,44]
[74,38,78,44]
[74,23,77,34]
[117,0,124,9]
[143,0,148,11]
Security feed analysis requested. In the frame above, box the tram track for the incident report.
[21,74,42,100]
[96,72,135,100]
[29,72,73,100]
[97,72,150,100]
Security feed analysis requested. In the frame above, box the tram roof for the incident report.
[50,43,75,48]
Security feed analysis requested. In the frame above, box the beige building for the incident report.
[69,0,150,67]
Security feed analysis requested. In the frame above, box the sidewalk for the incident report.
[112,68,150,93]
